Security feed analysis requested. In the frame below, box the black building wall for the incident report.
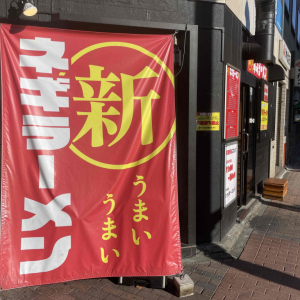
[5,0,197,23]
[195,3,243,243]
[222,6,243,241]
[195,3,221,242]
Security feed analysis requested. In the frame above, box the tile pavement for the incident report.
[211,171,300,300]
[2,171,300,300]
[0,261,227,300]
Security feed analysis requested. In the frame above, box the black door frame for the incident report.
[241,84,257,206]
[240,70,258,207]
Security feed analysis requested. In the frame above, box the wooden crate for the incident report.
[263,178,288,201]
[264,178,288,189]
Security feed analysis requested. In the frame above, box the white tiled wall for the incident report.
[270,83,288,177]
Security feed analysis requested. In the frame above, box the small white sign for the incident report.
[295,114,300,122]
[224,142,238,207]
[295,60,300,87]
[279,40,291,70]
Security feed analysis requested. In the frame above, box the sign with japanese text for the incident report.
[224,142,238,207]
[225,66,240,139]
[279,40,291,70]
[0,24,182,289]
[294,59,300,87]
[261,101,269,130]
[260,84,269,131]
[247,60,268,80]
[196,112,220,131]
[264,84,269,102]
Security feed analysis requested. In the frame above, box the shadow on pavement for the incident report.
[259,197,300,213]
[202,243,300,291]
[287,143,300,171]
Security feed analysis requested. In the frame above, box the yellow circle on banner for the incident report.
[70,41,175,169]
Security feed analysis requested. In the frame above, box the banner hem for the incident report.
[0,267,183,290]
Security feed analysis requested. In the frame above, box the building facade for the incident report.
[0,0,299,258]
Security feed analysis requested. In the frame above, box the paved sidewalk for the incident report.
[211,171,300,300]
[1,171,300,300]
[0,262,227,300]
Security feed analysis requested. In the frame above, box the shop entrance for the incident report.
[238,84,256,207]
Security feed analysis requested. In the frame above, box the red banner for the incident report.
[0,24,182,289]
[225,66,240,139]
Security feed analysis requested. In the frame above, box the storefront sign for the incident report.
[264,84,269,102]
[196,112,220,131]
[0,24,182,289]
[261,102,269,130]
[279,40,291,70]
[247,60,268,80]
[294,59,300,87]
[224,142,238,207]
[225,66,240,139]
[260,83,269,131]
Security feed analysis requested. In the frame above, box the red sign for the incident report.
[228,172,236,181]
[0,24,182,289]
[264,84,269,102]
[247,60,268,80]
[225,66,240,139]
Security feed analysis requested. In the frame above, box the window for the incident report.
[298,9,300,43]
[292,0,297,29]
[285,0,290,12]
[276,0,284,35]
